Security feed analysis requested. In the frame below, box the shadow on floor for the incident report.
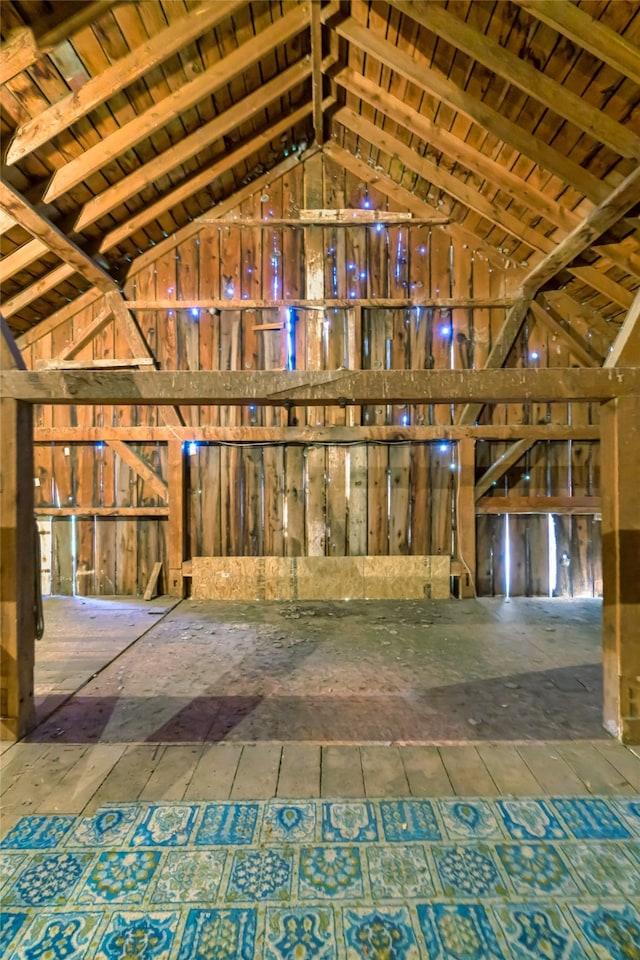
[26,662,604,744]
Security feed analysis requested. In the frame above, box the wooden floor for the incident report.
[2,738,640,837]
[2,595,639,839]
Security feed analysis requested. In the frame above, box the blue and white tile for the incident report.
[226,847,293,902]
[1,815,76,849]
[550,798,631,839]
[130,804,197,847]
[416,903,506,960]
[0,852,27,893]
[150,849,227,903]
[4,851,93,906]
[299,846,364,900]
[322,802,378,842]
[194,802,259,845]
[570,902,640,960]
[10,911,103,960]
[491,902,586,960]
[562,840,640,896]
[432,843,508,898]
[177,908,256,960]
[76,850,161,904]
[497,800,567,840]
[94,911,179,960]
[495,842,582,897]
[365,844,436,899]
[379,800,441,842]
[264,907,336,960]
[262,802,317,843]
[0,911,29,957]
[66,806,140,847]
[611,797,640,836]
[343,907,421,960]
[439,800,502,840]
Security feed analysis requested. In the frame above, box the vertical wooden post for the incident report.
[601,394,640,743]
[168,438,186,597]
[1,320,36,739]
[456,437,477,598]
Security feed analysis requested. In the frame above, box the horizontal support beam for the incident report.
[33,506,169,517]
[33,424,602,443]
[198,214,448,226]
[476,496,602,515]
[124,297,512,310]
[35,358,154,370]
[5,368,640,405]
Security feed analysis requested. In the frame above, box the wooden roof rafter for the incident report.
[5,1,248,165]
[42,4,311,204]
[389,0,640,161]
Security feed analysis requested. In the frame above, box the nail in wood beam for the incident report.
[601,394,640,743]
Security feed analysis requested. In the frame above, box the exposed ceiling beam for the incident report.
[0,239,48,284]
[99,105,312,253]
[322,141,511,271]
[604,288,640,368]
[5,1,246,164]
[335,17,609,204]
[1,264,76,319]
[530,297,602,367]
[520,166,640,297]
[333,107,635,307]
[310,0,324,144]
[335,65,640,283]
[0,180,117,296]
[74,58,311,233]
[129,150,314,280]
[17,289,102,350]
[0,2,117,85]
[390,0,640,160]
[3,368,640,405]
[335,66,577,233]
[514,0,640,86]
[43,5,310,203]
[459,167,640,422]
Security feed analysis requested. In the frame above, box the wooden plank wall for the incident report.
[23,154,602,598]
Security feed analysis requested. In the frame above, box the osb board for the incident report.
[191,556,451,601]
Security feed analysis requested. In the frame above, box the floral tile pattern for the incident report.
[1,796,639,958]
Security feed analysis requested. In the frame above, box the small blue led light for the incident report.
[249,404,256,412]
[530,350,539,361]
[347,262,356,271]
[359,271,367,280]
[191,308,199,318]
[440,323,452,336]
[95,442,104,451]
[401,414,410,426]
[375,223,384,233]
[188,442,198,456]
[418,245,427,254]
[363,198,371,209]
[349,290,357,298]
[438,442,449,453]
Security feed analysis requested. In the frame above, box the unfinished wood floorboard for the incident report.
[230,744,282,799]
[277,743,321,798]
[361,746,411,797]
[36,743,126,814]
[83,744,164,814]
[400,745,454,796]
[1,745,87,822]
[0,742,52,795]
[556,741,636,795]
[516,744,588,795]
[139,744,204,801]
[321,746,365,797]
[439,745,499,795]
[593,741,640,792]
[183,744,243,801]
[477,744,545,795]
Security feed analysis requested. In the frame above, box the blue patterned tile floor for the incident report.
[2,797,640,959]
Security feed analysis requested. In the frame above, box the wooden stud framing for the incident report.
[601,394,640,743]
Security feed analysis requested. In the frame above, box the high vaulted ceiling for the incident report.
[1,0,639,353]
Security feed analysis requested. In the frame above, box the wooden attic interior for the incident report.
[0,0,639,743]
